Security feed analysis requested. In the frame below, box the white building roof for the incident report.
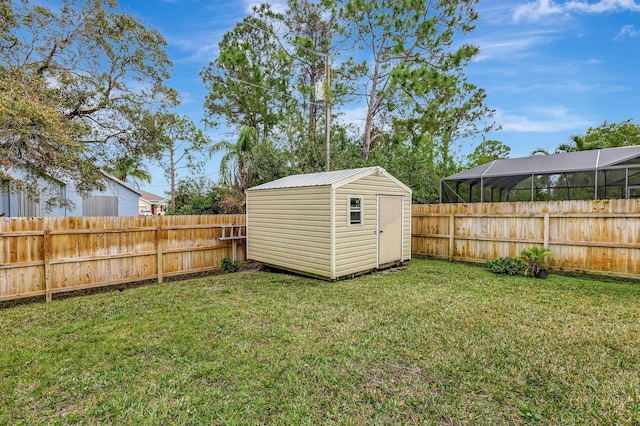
[248,166,411,193]
[99,170,142,196]
[139,190,169,203]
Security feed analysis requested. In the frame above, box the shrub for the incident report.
[486,257,524,275]
[518,246,554,278]
[220,258,240,273]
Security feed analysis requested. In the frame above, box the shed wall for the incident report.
[334,174,411,277]
[247,186,332,278]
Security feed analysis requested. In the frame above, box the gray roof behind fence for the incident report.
[445,146,640,182]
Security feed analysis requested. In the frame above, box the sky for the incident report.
[115,0,640,196]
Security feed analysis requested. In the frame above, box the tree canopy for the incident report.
[533,119,640,156]
[339,0,494,163]
[1,0,176,200]
[201,0,497,204]
[466,140,511,168]
[571,119,640,151]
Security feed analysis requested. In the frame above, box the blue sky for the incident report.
[116,0,640,195]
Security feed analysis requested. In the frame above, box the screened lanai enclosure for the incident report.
[440,146,640,203]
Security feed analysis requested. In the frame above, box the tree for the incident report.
[202,1,357,177]
[466,140,510,168]
[280,0,358,174]
[201,0,497,195]
[530,148,550,156]
[576,119,640,150]
[150,113,209,211]
[102,156,151,186]
[339,0,495,161]
[533,119,640,156]
[0,66,99,196]
[367,131,439,203]
[172,177,244,215]
[278,0,333,173]
[211,127,260,195]
[173,176,214,212]
[201,5,291,144]
[285,1,331,143]
[1,0,176,201]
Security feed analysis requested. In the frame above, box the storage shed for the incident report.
[246,166,412,280]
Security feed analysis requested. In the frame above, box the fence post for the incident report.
[543,213,550,249]
[43,229,52,302]
[157,216,163,284]
[231,226,238,262]
[449,213,455,261]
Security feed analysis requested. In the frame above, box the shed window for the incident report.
[349,196,363,226]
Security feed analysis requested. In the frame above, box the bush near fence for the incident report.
[0,215,245,302]
[412,199,640,278]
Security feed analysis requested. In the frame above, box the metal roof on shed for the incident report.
[248,166,386,190]
[445,145,640,182]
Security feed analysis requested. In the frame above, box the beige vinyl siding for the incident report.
[247,186,332,278]
[403,195,411,258]
[334,174,411,277]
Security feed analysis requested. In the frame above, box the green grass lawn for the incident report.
[1,259,639,424]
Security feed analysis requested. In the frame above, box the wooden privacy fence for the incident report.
[412,199,640,278]
[3,200,639,303]
[0,215,246,302]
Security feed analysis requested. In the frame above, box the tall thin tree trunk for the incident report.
[170,149,176,211]
[362,112,374,160]
[361,61,381,160]
[309,60,317,144]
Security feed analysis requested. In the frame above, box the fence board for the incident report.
[0,214,246,302]
[412,200,640,278]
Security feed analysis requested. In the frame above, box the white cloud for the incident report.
[496,106,592,132]
[178,90,195,105]
[513,0,566,22]
[472,29,559,61]
[514,0,640,22]
[614,24,640,39]
[565,0,640,13]
[170,34,220,64]
[335,105,368,135]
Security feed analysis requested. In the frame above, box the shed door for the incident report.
[378,195,403,264]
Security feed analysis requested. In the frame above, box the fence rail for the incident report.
[412,199,640,278]
[0,215,246,302]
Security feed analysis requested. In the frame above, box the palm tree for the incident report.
[532,133,588,157]
[210,127,259,194]
[571,134,587,151]
[554,135,586,153]
[103,156,152,188]
[530,148,550,156]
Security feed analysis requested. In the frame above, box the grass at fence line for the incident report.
[1,259,639,424]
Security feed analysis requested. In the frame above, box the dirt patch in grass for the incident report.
[360,364,437,395]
